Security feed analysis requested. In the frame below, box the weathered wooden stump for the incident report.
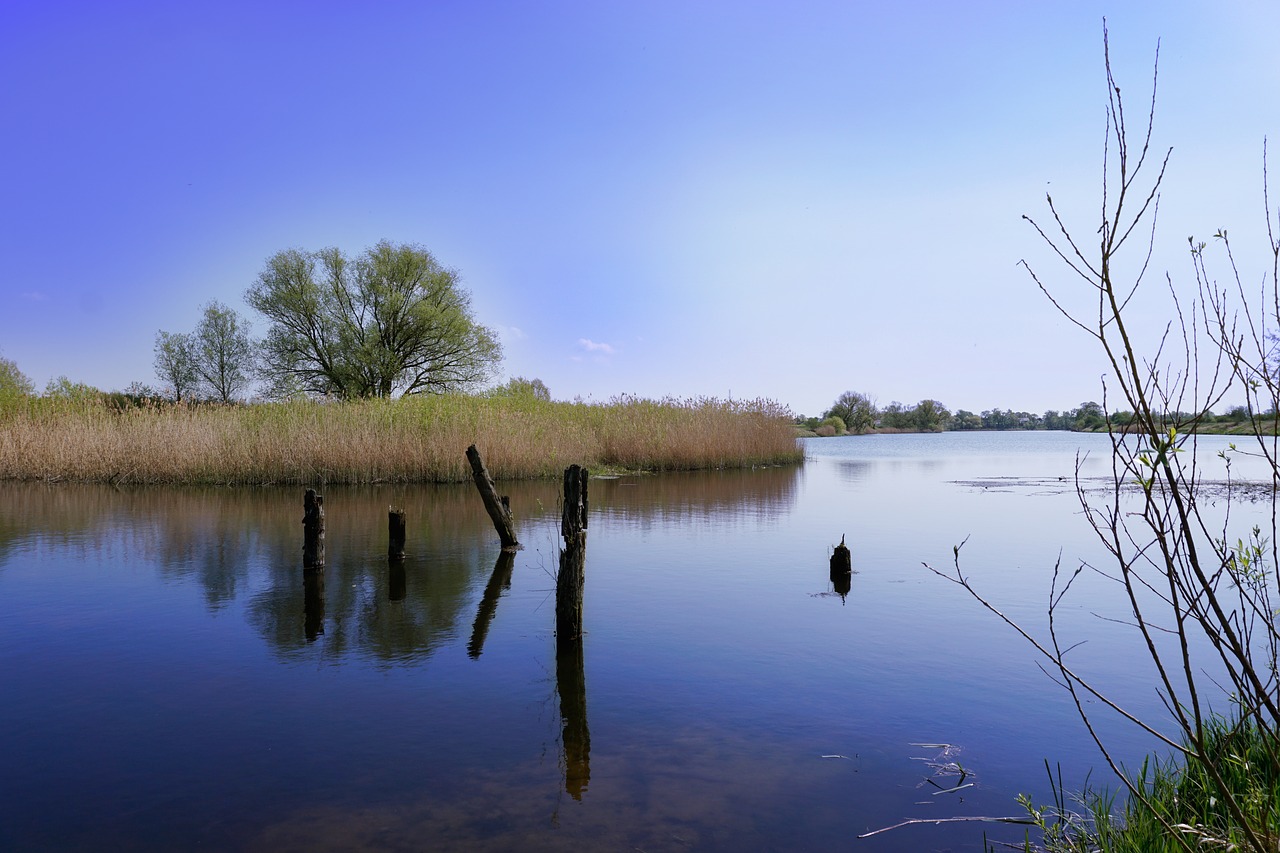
[465,444,519,550]
[830,534,851,575]
[830,534,852,601]
[303,489,325,569]
[388,507,407,560]
[556,465,589,654]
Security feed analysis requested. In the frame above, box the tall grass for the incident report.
[0,393,801,485]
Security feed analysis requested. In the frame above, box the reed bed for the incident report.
[0,393,802,485]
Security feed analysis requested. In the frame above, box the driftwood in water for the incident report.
[303,489,325,569]
[556,465,589,654]
[467,551,517,659]
[388,507,407,559]
[465,444,519,550]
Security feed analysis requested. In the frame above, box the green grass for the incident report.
[1020,715,1279,852]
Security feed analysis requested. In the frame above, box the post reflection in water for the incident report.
[388,560,407,602]
[830,564,852,601]
[467,550,516,659]
[556,636,590,800]
[302,567,325,641]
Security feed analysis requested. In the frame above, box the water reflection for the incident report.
[557,638,591,800]
[467,551,516,659]
[302,567,325,641]
[589,465,799,529]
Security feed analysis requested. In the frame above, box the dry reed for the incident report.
[0,393,802,485]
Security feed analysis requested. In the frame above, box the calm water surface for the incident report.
[0,432,1265,851]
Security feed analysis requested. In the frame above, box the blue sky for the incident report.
[3,1,1278,417]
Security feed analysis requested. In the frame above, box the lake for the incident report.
[0,431,1264,851]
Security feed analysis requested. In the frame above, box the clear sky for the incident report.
[3,1,1278,417]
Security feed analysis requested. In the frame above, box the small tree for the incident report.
[0,353,34,400]
[818,415,846,436]
[193,301,255,403]
[153,330,201,402]
[490,376,551,401]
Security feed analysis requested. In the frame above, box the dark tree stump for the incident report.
[303,489,325,569]
[556,465,589,654]
[388,507,407,559]
[830,534,851,575]
[830,534,852,601]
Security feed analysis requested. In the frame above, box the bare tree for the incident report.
[928,25,1279,852]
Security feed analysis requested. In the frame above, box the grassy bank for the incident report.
[0,393,802,485]
[1023,714,1279,852]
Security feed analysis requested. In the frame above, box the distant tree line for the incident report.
[798,392,1262,435]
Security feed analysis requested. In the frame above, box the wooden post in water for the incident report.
[556,464,588,653]
[555,463,590,796]
[303,489,325,569]
[830,534,852,602]
[388,507,407,560]
[465,444,520,550]
[302,488,326,639]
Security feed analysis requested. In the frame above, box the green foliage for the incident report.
[825,391,877,434]
[194,300,255,403]
[1022,716,1280,852]
[0,353,34,402]
[912,398,951,431]
[43,375,100,401]
[489,376,551,401]
[247,240,502,399]
[818,415,846,435]
[153,329,200,402]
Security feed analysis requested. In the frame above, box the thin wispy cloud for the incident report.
[578,338,615,355]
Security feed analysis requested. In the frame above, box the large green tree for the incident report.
[247,241,502,399]
[824,390,877,434]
